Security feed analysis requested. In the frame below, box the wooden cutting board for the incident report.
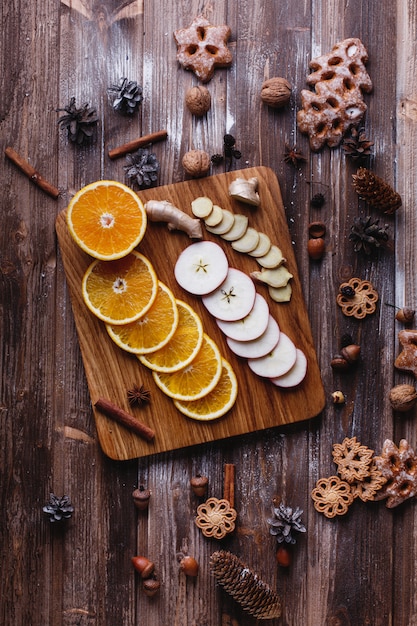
[56,166,325,460]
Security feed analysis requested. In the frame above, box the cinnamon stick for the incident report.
[108,129,168,160]
[94,397,155,442]
[223,463,235,508]
[5,146,60,199]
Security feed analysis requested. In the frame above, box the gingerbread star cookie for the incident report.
[173,15,233,83]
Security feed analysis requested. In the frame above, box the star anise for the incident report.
[343,127,374,162]
[349,215,389,255]
[284,143,307,167]
[127,384,151,407]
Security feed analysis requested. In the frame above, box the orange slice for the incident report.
[67,180,147,260]
[138,300,203,372]
[174,358,238,420]
[106,281,179,354]
[152,333,223,401]
[82,251,158,325]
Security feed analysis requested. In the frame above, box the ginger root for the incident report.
[145,200,203,239]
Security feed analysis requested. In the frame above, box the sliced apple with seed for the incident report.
[251,266,293,289]
[191,196,214,218]
[247,332,297,378]
[216,293,270,341]
[271,349,307,388]
[248,232,272,258]
[174,241,229,295]
[256,244,285,269]
[268,283,292,303]
[231,227,260,253]
[204,204,224,227]
[206,209,235,235]
[221,214,249,242]
[202,268,256,321]
[226,315,280,358]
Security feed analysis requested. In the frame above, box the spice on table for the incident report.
[127,384,151,407]
[5,147,60,199]
[94,397,155,442]
[108,129,168,159]
[283,143,307,167]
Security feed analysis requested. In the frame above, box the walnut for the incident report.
[182,149,211,177]
[260,77,291,109]
[389,384,417,412]
[185,86,211,116]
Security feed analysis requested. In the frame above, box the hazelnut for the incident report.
[307,237,325,260]
[185,86,211,116]
[182,150,211,178]
[260,77,291,108]
[389,384,417,412]
[332,390,346,404]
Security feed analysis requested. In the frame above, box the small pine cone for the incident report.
[352,167,402,214]
[108,77,143,115]
[210,550,282,620]
[57,97,98,145]
[43,493,74,523]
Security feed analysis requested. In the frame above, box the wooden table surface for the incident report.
[2,1,417,624]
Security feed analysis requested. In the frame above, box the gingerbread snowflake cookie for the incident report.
[173,15,233,83]
[336,277,378,318]
[297,38,372,150]
[373,439,417,508]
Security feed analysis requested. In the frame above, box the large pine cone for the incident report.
[352,167,402,214]
[210,550,282,620]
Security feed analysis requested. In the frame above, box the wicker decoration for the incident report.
[336,277,378,319]
[311,476,354,518]
[195,497,237,539]
[332,437,374,483]
[210,550,282,620]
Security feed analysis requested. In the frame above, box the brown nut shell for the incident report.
[185,86,211,116]
[340,344,361,364]
[395,307,416,324]
[389,384,417,412]
[261,77,292,108]
[182,150,211,177]
[307,237,325,260]
[308,221,326,238]
[331,356,350,371]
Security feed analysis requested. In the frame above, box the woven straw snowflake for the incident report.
[311,476,354,518]
[195,497,237,539]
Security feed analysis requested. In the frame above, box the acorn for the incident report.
[395,307,415,324]
[131,556,155,578]
[190,474,209,497]
[179,555,199,577]
[307,237,325,260]
[330,355,350,371]
[340,344,361,364]
[276,545,291,568]
[142,577,160,597]
[308,221,326,238]
[132,485,151,511]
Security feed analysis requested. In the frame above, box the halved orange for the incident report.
[67,180,147,260]
[106,281,179,354]
[82,251,158,325]
[138,300,203,372]
[152,333,223,401]
[174,358,238,420]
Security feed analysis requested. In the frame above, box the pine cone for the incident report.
[57,97,98,145]
[43,493,74,523]
[124,148,160,188]
[267,501,306,544]
[108,77,143,115]
[352,167,402,214]
[349,215,389,255]
[343,127,373,162]
[210,550,282,620]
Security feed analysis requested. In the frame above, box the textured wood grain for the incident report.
[56,167,325,459]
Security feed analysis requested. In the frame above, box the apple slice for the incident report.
[247,332,297,378]
[271,349,307,388]
[202,268,256,321]
[216,293,270,341]
[226,315,280,358]
[174,241,229,295]
[205,209,235,235]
